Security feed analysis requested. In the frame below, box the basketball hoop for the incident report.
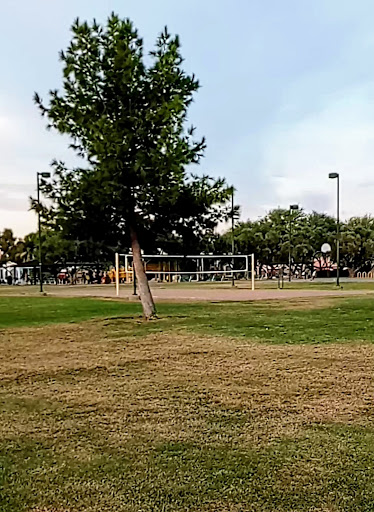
[321,243,332,254]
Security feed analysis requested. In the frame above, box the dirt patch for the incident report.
[1,283,373,303]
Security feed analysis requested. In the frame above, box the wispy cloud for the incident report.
[260,82,374,218]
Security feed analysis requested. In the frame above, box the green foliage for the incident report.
[340,216,374,273]
[4,206,374,273]
[0,229,25,265]
[10,230,76,266]
[219,209,335,267]
[219,208,374,274]
[34,15,231,257]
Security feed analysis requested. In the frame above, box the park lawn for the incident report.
[1,295,374,344]
[0,296,374,511]
[0,296,141,329]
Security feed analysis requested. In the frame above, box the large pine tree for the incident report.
[35,14,230,318]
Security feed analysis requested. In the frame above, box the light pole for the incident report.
[37,172,51,292]
[288,204,299,282]
[329,172,340,286]
[231,187,235,287]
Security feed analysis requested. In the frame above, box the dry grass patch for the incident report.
[1,314,374,511]
[1,320,373,448]
[267,296,341,310]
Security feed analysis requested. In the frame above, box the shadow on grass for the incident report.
[1,424,374,511]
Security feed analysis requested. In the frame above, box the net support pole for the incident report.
[125,255,128,282]
[251,253,255,291]
[115,252,120,297]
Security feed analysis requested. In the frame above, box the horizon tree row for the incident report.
[2,209,374,277]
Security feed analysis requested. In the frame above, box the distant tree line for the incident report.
[218,209,374,276]
[2,209,374,276]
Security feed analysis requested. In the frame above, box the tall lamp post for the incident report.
[231,187,235,287]
[328,172,340,286]
[288,204,299,282]
[37,172,51,292]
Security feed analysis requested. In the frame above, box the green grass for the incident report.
[1,425,374,512]
[138,297,374,344]
[0,296,141,328]
[2,295,374,344]
[1,295,374,511]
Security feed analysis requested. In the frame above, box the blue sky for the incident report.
[1,0,373,236]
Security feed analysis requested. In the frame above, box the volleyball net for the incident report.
[114,253,255,296]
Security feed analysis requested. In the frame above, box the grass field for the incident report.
[1,295,374,511]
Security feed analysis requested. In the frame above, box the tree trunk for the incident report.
[130,226,156,319]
